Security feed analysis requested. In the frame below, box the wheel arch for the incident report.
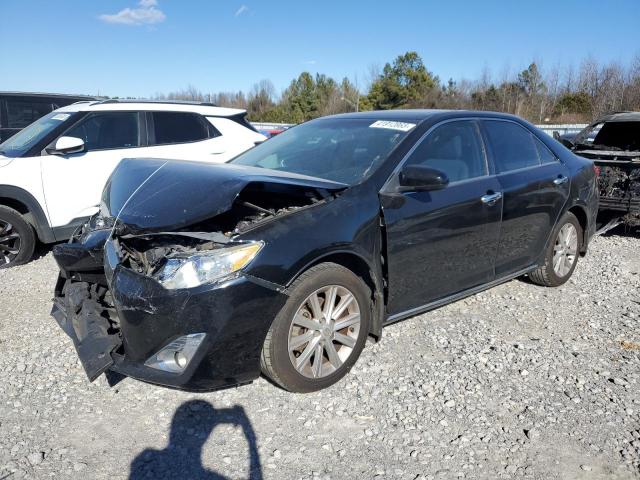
[567,204,589,255]
[0,185,54,243]
[285,250,385,340]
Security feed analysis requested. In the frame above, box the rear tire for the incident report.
[529,212,582,287]
[261,262,371,393]
[0,205,36,269]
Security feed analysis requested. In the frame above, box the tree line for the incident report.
[154,51,640,124]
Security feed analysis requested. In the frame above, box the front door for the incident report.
[480,120,570,276]
[381,120,503,316]
[40,111,144,230]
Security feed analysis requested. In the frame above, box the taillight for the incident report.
[593,164,601,176]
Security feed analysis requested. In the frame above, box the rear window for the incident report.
[579,122,604,145]
[150,112,218,145]
[483,120,540,173]
[6,100,54,129]
[534,136,557,163]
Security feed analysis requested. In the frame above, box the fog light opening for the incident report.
[144,333,206,373]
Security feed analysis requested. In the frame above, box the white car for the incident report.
[0,100,265,268]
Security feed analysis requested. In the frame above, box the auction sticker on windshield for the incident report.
[370,120,416,132]
[52,113,71,121]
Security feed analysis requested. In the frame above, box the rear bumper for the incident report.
[52,239,288,392]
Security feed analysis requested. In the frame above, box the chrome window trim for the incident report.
[488,160,559,176]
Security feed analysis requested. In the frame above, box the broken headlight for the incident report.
[155,242,263,289]
[88,213,115,231]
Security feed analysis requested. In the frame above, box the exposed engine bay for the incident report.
[572,118,640,231]
[598,166,640,199]
[116,181,334,277]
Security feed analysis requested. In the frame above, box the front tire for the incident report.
[529,212,582,287]
[261,262,371,393]
[0,206,36,269]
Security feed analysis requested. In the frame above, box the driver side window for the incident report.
[64,112,141,151]
[405,121,487,183]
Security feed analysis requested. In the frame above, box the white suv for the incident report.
[0,100,265,268]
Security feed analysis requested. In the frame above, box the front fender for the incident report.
[241,187,382,287]
[239,186,385,338]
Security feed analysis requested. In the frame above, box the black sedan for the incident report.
[51,110,598,393]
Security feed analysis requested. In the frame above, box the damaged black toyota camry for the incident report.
[52,110,598,393]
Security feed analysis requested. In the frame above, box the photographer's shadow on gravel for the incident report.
[129,400,262,480]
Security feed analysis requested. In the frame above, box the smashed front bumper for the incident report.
[52,279,121,381]
[52,235,288,391]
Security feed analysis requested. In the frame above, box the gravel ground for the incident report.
[1,233,639,480]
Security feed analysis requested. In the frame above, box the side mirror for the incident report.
[46,136,85,155]
[399,165,449,192]
[552,131,560,140]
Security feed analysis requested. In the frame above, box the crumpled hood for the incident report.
[102,158,347,233]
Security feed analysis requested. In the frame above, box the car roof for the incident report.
[0,91,96,100]
[325,109,526,124]
[55,99,246,117]
[594,111,640,123]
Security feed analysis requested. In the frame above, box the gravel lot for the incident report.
[1,233,639,480]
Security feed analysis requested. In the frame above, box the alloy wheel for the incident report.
[287,285,361,379]
[0,220,21,266]
[552,223,578,277]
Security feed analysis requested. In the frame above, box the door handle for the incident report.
[480,192,502,205]
[553,176,569,186]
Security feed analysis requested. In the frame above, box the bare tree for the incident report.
[364,63,382,92]
[546,63,561,120]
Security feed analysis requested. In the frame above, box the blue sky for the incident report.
[1,0,638,98]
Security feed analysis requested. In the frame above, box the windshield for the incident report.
[575,121,640,152]
[231,118,415,185]
[0,111,76,157]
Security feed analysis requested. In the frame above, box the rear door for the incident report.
[480,119,570,276]
[381,119,503,315]
[142,111,232,162]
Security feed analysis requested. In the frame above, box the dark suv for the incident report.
[0,92,95,142]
